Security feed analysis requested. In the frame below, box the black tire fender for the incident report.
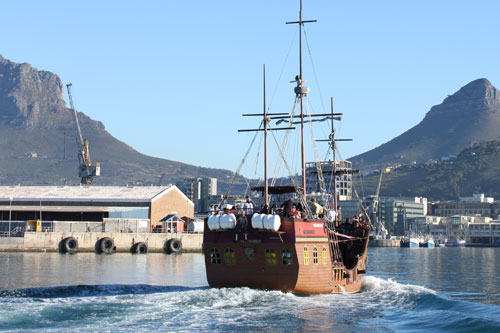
[64,237,78,254]
[59,237,78,254]
[99,237,114,254]
[131,242,148,254]
[164,238,182,254]
[95,238,103,253]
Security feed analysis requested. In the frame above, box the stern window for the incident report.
[224,248,237,265]
[281,248,293,265]
[303,247,309,265]
[265,248,277,265]
[322,247,327,264]
[210,248,221,264]
[313,247,318,264]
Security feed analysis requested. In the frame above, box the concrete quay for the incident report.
[369,239,402,247]
[0,232,203,253]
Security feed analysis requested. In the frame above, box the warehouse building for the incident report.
[0,185,194,230]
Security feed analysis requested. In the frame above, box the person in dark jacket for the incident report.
[281,198,294,217]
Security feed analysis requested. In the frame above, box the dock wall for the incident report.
[0,232,203,253]
[369,239,401,247]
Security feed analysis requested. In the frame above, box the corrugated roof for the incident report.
[0,185,174,202]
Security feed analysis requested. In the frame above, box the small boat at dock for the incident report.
[400,237,420,248]
[419,238,435,248]
[445,237,466,247]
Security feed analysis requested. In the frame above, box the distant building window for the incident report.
[303,247,309,265]
[281,248,293,265]
[210,248,221,264]
[313,247,318,264]
[224,248,236,265]
[265,248,277,265]
[322,247,328,264]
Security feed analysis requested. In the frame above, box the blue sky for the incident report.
[2,0,500,178]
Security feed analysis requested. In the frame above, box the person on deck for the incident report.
[327,206,337,222]
[244,196,255,215]
[296,202,304,214]
[290,205,301,218]
[222,204,232,215]
[310,198,324,218]
[235,211,248,241]
[260,204,269,214]
[281,198,294,217]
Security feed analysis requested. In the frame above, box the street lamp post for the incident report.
[8,197,13,237]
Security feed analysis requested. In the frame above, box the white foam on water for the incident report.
[363,275,436,295]
[0,278,439,332]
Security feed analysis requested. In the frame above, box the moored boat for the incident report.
[401,237,420,248]
[445,237,466,247]
[419,238,435,248]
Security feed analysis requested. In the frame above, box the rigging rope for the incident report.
[336,148,371,225]
[219,121,263,208]
[304,96,328,199]
[271,99,298,186]
[303,27,327,114]
[268,27,299,111]
[268,111,312,218]
[254,133,264,177]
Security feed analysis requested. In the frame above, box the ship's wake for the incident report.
[1,278,499,332]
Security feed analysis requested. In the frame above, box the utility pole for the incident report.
[8,197,12,237]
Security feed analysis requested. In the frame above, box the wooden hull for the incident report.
[203,218,369,294]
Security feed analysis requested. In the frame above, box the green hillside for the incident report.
[355,140,500,201]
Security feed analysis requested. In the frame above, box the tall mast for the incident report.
[263,64,269,206]
[316,99,349,225]
[331,98,337,219]
[299,0,306,199]
[286,0,316,200]
[239,66,292,201]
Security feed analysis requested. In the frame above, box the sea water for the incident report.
[0,248,499,332]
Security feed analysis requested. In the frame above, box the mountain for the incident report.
[355,140,500,201]
[350,79,500,172]
[0,54,243,189]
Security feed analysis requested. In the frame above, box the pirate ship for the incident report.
[203,0,370,294]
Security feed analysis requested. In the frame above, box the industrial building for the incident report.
[0,185,194,231]
[346,196,427,235]
[305,160,353,201]
[176,177,217,213]
[429,194,500,219]
[407,215,500,246]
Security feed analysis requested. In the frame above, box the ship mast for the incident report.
[316,98,349,224]
[263,65,269,206]
[331,98,338,219]
[239,66,291,205]
[286,0,316,200]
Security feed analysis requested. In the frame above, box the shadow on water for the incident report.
[0,284,210,299]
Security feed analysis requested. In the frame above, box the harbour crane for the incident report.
[66,83,100,185]
[157,173,167,186]
[370,169,387,238]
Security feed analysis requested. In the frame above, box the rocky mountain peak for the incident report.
[350,78,500,172]
[425,78,500,119]
[0,54,67,128]
[444,78,497,103]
